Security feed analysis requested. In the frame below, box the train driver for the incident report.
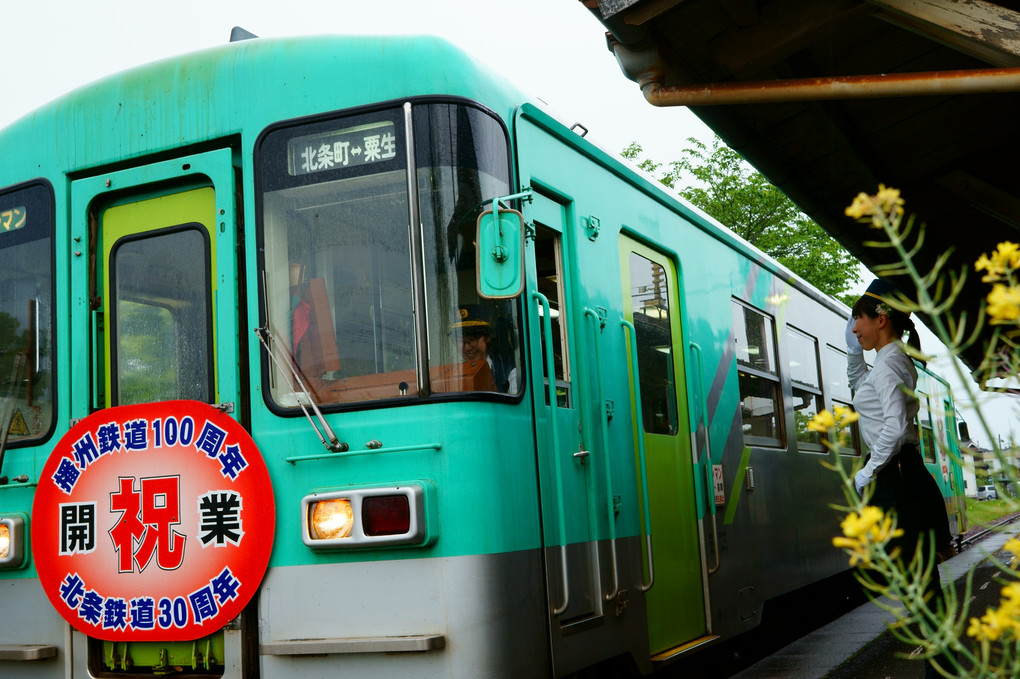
[451,304,517,393]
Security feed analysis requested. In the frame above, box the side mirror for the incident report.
[476,209,524,299]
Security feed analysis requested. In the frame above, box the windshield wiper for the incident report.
[254,325,348,453]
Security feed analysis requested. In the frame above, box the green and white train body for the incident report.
[0,35,965,678]
[914,366,968,535]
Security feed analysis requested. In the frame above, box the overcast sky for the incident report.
[1,0,713,158]
[4,0,1016,448]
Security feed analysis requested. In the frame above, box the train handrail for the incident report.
[585,308,619,602]
[91,310,101,410]
[621,319,654,592]
[688,341,721,575]
[532,291,570,616]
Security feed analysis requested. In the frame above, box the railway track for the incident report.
[959,510,1020,550]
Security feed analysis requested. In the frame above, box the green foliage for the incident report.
[622,138,861,303]
[966,496,1015,529]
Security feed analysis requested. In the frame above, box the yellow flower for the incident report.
[845,192,873,220]
[968,607,1013,642]
[986,283,1020,324]
[844,184,904,228]
[833,507,904,568]
[807,410,836,433]
[833,405,859,427]
[966,582,1020,642]
[841,506,884,538]
[808,407,859,435]
[832,536,871,566]
[1001,582,1020,610]
[975,242,1020,282]
[874,184,905,216]
[868,514,903,544]
[968,609,1004,641]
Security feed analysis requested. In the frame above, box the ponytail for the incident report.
[901,317,925,367]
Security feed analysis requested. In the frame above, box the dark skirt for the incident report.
[869,444,953,563]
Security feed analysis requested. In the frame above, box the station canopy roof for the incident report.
[579,0,1020,377]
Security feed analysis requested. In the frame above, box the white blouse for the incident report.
[848,343,919,480]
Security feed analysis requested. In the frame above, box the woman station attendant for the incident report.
[847,279,954,677]
[846,279,953,563]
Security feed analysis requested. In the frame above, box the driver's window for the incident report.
[0,182,55,443]
[258,102,521,408]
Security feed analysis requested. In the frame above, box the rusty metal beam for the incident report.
[641,66,1020,106]
[868,0,1020,67]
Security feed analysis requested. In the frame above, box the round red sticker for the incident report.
[31,400,275,641]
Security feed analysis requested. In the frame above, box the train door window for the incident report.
[732,300,782,446]
[629,251,677,434]
[787,325,823,450]
[918,392,937,463]
[109,226,213,405]
[0,182,55,443]
[533,226,570,406]
[823,344,861,455]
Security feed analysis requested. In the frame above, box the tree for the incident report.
[622,137,861,304]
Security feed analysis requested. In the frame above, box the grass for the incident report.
[965,497,1017,531]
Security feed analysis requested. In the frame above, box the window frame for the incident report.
[823,343,861,456]
[0,179,57,447]
[732,298,784,448]
[628,249,679,436]
[254,96,522,415]
[787,325,825,452]
[533,224,571,408]
[108,223,214,406]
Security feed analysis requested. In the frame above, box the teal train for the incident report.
[0,34,967,677]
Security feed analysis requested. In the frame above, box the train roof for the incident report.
[0,35,526,178]
[0,32,846,318]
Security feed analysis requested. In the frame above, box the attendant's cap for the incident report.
[451,304,491,331]
[862,278,898,303]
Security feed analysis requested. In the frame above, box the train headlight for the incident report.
[309,499,354,540]
[0,516,26,569]
[301,483,435,549]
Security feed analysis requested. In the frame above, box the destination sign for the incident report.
[0,206,26,232]
[288,120,399,177]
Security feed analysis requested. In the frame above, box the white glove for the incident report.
[845,316,863,354]
[854,469,871,495]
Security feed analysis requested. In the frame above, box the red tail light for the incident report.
[362,495,411,536]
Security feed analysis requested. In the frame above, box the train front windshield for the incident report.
[0,182,54,445]
[258,102,521,407]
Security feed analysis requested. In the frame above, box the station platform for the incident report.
[730,526,1017,679]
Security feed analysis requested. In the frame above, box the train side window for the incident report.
[787,325,823,450]
[629,252,677,434]
[0,181,55,444]
[534,226,570,407]
[732,300,783,447]
[824,344,861,456]
[831,398,861,455]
